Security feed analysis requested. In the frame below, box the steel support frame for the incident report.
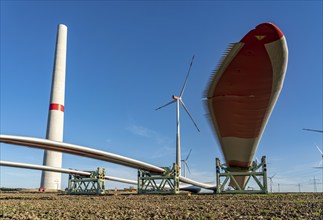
[216,156,268,194]
[138,164,179,194]
[68,168,106,195]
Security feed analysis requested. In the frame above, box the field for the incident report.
[1,191,322,219]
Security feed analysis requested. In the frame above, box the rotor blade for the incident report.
[303,128,323,133]
[155,100,176,111]
[179,55,195,97]
[184,161,191,174]
[186,149,192,161]
[315,144,323,155]
[180,100,200,132]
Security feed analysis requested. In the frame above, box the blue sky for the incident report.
[1,1,322,192]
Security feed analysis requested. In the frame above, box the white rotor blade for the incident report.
[180,100,200,132]
[0,135,164,173]
[315,144,323,155]
[0,160,137,185]
[179,55,195,97]
[155,100,176,111]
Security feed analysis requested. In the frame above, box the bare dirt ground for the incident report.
[1,191,322,219]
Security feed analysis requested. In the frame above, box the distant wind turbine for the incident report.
[314,144,323,192]
[303,128,323,192]
[314,144,323,169]
[156,55,200,172]
[268,174,276,193]
[181,149,192,177]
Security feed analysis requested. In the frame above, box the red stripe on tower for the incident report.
[49,103,64,112]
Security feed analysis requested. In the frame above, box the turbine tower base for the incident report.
[138,164,179,194]
[67,167,105,195]
[215,156,268,194]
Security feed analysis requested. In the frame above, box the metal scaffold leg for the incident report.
[137,163,179,194]
[215,156,268,194]
[67,167,106,195]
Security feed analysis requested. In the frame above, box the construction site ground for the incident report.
[0,191,322,219]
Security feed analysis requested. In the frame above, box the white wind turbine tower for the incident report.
[156,56,200,173]
[181,149,192,177]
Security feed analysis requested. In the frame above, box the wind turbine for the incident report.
[314,144,323,193]
[314,144,323,169]
[155,55,200,172]
[181,149,192,177]
[303,129,323,191]
[268,173,276,193]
